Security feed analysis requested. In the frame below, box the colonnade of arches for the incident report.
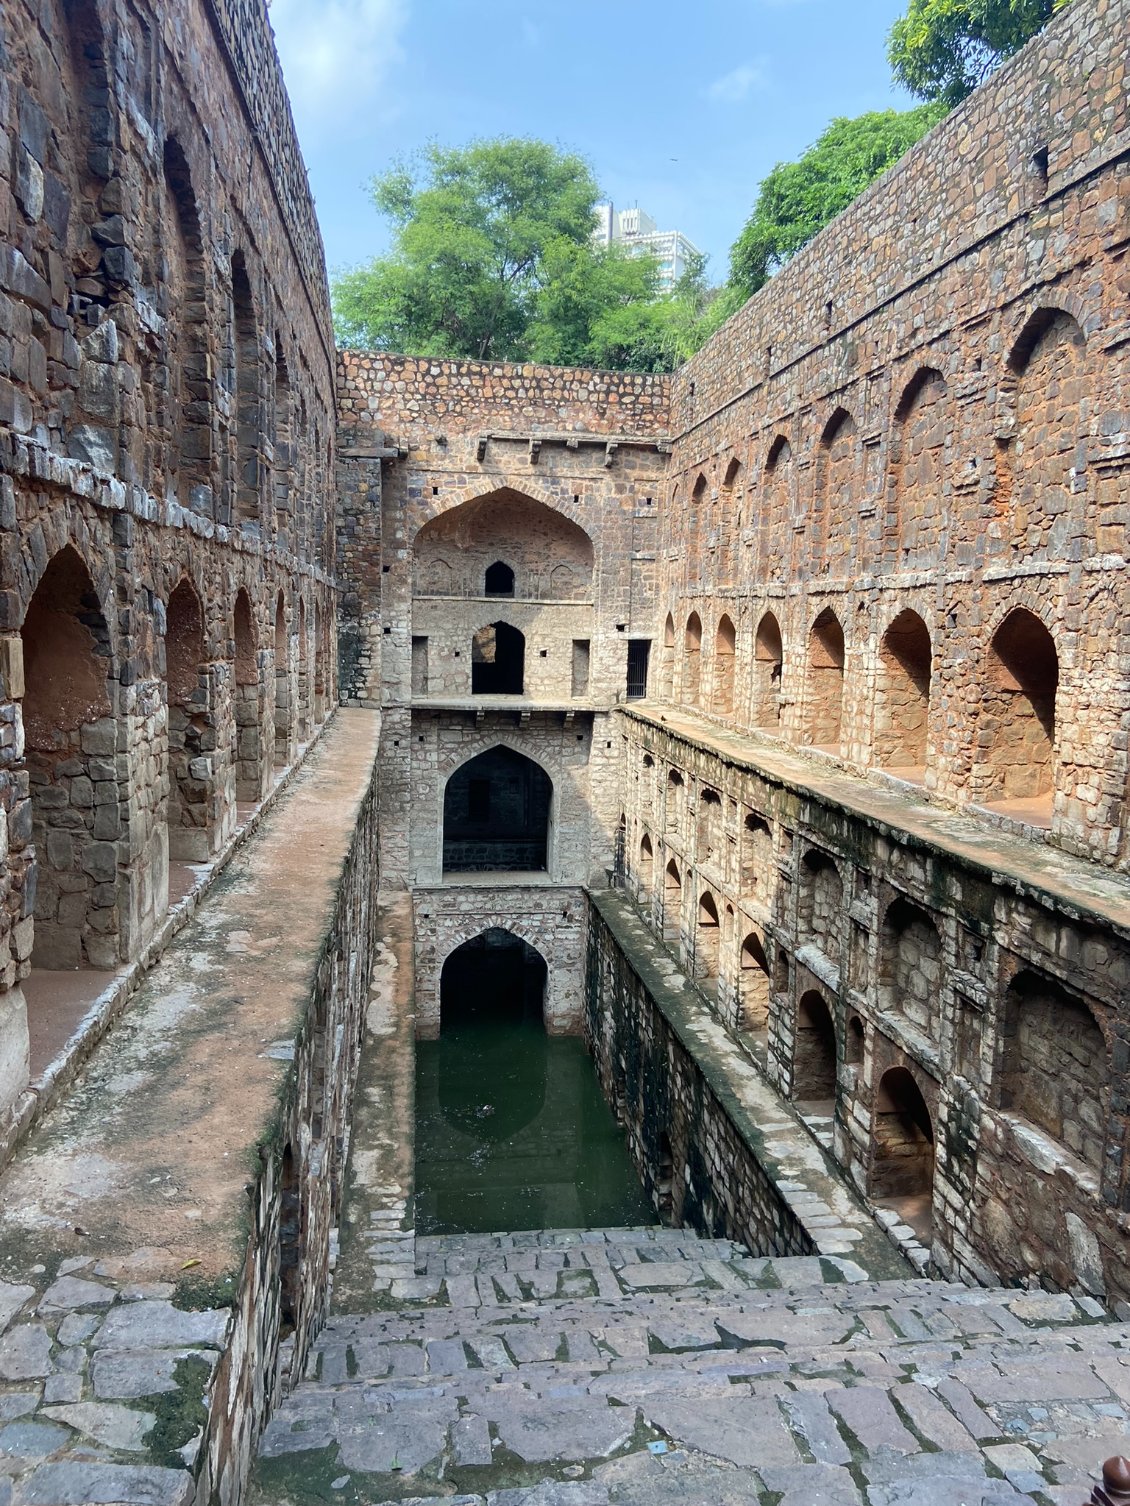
[16,540,332,977]
[658,601,1061,817]
[626,759,1115,1246]
[674,305,1094,589]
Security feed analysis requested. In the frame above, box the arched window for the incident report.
[273,592,288,769]
[665,769,685,834]
[659,613,676,700]
[162,137,210,512]
[166,578,212,860]
[794,991,837,1103]
[443,746,551,872]
[891,369,947,562]
[233,588,262,801]
[638,833,654,894]
[273,341,293,540]
[806,608,845,750]
[875,610,931,774]
[815,409,857,566]
[753,612,783,729]
[684,613,702,706]
[739,933,771,1034]
[1008,310,1086,555]
[697,788,722,867]
[741,812,772,890]
[485,561,515,597]
[713,614,736,716]
[472,621,525,694]
[981,609,1058,811]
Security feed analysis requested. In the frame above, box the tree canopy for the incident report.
[888,0,1062,105]
[332,136,710,371]
[728,105,945,298]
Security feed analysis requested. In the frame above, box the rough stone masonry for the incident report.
[1,0,1129,1501]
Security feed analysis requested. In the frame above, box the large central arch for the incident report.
[442,745,553,873]
[413,488,595,601]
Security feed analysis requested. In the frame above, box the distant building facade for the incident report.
[594,203,702,289]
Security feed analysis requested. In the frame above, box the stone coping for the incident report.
[1,716,336,1172]
[588,889,911,1281]
[0,708,381,1285]
[622,703,1130,935]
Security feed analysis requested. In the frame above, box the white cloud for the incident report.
[705,61,766,104]
[268,0,408,144]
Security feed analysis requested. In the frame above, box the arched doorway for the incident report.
[753,612,783,729]
[871,1067,934,1240]
[233,588,263,803]
[793,990,837,1106]
[443,746,552,873]
[981,608,1058,819]
[875,609,931,775]
[21,547,116,971]
[806,608,845,750]
[472,622,525,694]
[739,933,771,1034]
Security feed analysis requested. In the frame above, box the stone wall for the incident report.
[0,0,338,1135]
[615,705,1130,1308]
[585,894,817,1257]
[657,0,1130,869]
[414,884,586,1037]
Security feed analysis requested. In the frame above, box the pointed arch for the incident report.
[739,932,771,1034]
[871,1068,934,1233]
[875,609,931,773]
[713,613,736,715]
[162,136,211,511]
[806,608,845,750]
[232,586,264,803]
[273,591,289,768]
[684,612,702,706]
[696,892,721,980]
[443,745,552,873]
[891,368,947,562]
[981,608,1058,810]
[753,611,783,729]
[794,991,837,1103]
[273,340,293,539]
[414,488,593,602]
[659,612,676,699]
[663,858,682,943]
[231,252,261,529]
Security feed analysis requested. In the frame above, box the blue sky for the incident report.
[268,0,919,287]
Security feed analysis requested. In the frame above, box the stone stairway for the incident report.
[252,1228,1130,1506]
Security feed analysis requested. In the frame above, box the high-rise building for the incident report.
[594,202,702,289]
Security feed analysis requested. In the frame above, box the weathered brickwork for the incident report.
[0,0,337,1147]
[615,705,1130,1306]
[658,0,1129,869]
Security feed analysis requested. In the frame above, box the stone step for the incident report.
[255,1294,1130,1506]
[308,1282,1103,1382]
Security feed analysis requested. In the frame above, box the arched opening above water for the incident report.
[441,928,547,1034]
[416,929,654,1235]
[443,746,552,873]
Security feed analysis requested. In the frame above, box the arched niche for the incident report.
[232,587,264,802]
[875,609,931,774]
[414,490,593,601]
[753,611,783,729]
[713,615,736,716]
[793,990,837,1104]
[806,608,845,750]
[871,1067,935,1239]
[442,746,552,874]
[981,608,1058,813]
[684,613,702,706]
[21,546,117,969]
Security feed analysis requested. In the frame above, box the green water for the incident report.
[415,1020,657,1235]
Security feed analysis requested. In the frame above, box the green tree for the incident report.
[587,253,743,373]
[333,137,603,359]
[888,0,1064,105]
[729,106,946,297]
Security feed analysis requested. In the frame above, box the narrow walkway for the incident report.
[0,710,380,1505]
[590,889,912,1277]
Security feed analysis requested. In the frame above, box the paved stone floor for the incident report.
[252,1227,1130,1506]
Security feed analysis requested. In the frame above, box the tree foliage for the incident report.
[888,0,1063,105]
[332,136,710,371]
[728,106,946,298]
